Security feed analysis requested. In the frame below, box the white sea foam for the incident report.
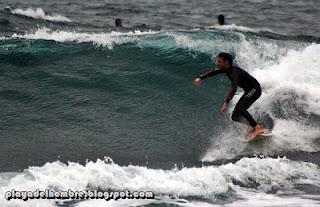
[12,8,72,23]
[0,157,319,206]
[207,24,276,34]
[12,28,159,49]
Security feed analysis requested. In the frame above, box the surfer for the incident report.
[194,53,269,139]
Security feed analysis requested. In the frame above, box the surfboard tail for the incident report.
[260,129,273,136]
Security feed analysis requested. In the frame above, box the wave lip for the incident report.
[207,24,275,33]
[11,7,72,23]
[11,28,159,49]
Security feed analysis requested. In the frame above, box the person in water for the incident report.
[115,18,147,30]
[194,53,268,138]
[217,15,225,25]
[115,18,123,27]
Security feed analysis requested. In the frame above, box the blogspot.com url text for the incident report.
[5,189,155,201]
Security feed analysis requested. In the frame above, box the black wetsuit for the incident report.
[198,65,261,127]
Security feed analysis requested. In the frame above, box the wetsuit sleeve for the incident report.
[231,67,239,92]
[224,68,239,104]
[197,69,224,80]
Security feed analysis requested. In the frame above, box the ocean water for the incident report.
[0,0,320,206]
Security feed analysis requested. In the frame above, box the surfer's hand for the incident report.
[194,78,201,87]
[220,102,228,116]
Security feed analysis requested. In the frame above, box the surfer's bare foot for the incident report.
[253,124,267,135]
[245,124,265,140]
[248,124,263,134]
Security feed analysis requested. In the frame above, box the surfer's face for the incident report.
[216,57,230,70]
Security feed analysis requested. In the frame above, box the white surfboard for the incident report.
[244,129,272,142]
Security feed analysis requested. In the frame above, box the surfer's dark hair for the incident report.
[218,52,233,66]
[218,15,225,21]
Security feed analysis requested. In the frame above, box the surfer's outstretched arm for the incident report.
[194,69,223,87]
[197,69,224,80]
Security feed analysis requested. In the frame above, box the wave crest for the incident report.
[12,8,72,23]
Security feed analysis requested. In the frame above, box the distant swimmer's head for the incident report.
[115,18,123,27]
[216,52,233,70]
[217,15,225,25]
[4,6,11,12]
